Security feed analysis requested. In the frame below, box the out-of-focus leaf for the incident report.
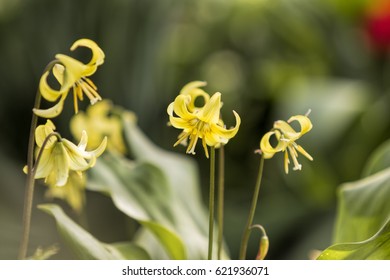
[28,245,59,260]
[318,218,390,260]
[362,140,390,177]
[334,167,390,243]
[120,116,222,259]
[275,78,372,149]
[88,155,186,260]
[38,204,150,260]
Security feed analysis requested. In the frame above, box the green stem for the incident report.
[208,147,216,260]
[239,155,265,260]
[18,60,59,259]
[217,145,225,260]
[18,89,42,260]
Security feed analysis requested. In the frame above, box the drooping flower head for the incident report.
[167,81,241,158]
[260,112,313,174]
[24,120,107,187]
[34,38,105,118]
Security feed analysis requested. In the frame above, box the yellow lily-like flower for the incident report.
[167,89,241,158]
[24,120,107,187]
[34,38,105,118]
[70,100,128,155]
[260,113,313,174]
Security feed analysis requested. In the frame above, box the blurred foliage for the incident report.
[1,0,390,259]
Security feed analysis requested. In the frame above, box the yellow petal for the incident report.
[260,131,286,159]
[33,93,67,118]
[273,120,300,140]
[180,81,207,95]
[53,64,65,86]
[172,95,194,120]
[52,143,70,187]
[55,54,91,90]
[39,71,63,102]
[209,110,241,142]
[199,92,221,123]
[70,38,105,67]
[34,147,55,180]
[287,115,313,136]
[180,81,210,112]
[35,120,57,148]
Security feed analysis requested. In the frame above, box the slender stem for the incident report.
[18,60,59,259]
[239,155,265,260]
[217,145,225,260]
[18,89,42,260]
[208,147,216,260]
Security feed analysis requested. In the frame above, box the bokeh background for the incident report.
[1,0,390,259]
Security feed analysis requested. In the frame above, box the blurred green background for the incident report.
[1,0,390,259]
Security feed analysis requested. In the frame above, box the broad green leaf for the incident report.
[334,167,390,243]
[38,204,150,260]
[88,155,186,260]
[362,139,390,177]
[318,218,390,260]
[121,116,222,259]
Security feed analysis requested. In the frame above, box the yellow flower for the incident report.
[24,120,107,187]
[260,113,313,174]
[34,38,105,118]
[70,100,128,155]
[45,171,87,214]
[167,89,241,158]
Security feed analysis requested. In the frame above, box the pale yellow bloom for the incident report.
[24,120,107,187]
[34,38,105,118]
[167,86,240,158]
[70,100,127,155]
[45,171,87,214]
[260,113,313,174]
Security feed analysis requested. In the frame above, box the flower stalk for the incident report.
[18,59,61,259]
[239,155,265,260]
[217,145,225,260]
[208,147,216,260]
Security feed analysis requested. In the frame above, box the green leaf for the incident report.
[334,167,390,244]
[318,218,390,260]
[121,116,220,259]
[362,139,390,177]
[88,154,186,260]
[38,204,150,260]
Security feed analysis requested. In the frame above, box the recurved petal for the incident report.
[273,120,300,140]
[180,81,207,95]
[260,131,286,159]
[209,110,241,141]
[169,115,193,130]
[70,38,105,67]
[172,95,194,120]
[39,71,63,102]
[90,136,107,158]
[55,54,91,89]
[77,130,88,151]
[199,92,221,123]
[53,64,65,86]
[33,93,67,118]
[287,115,313,136]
